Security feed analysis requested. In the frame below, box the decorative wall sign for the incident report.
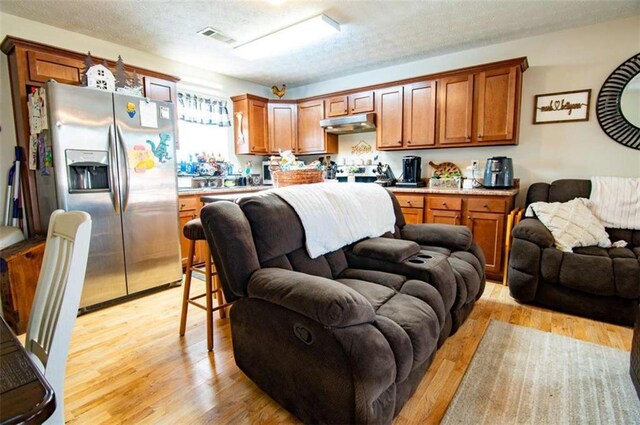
[596,53,640,150]
[351,140,373,155]
[533,89,591,124]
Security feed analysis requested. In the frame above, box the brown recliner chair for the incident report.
[200,190,485,424]
[508,179,640,326]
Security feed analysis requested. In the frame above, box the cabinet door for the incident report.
[404,81,436,148]
[248,99,268,154]
[233,99,250,155]
[268,103,297,153]
[426,209,461,225]
[144,76,177,103]
[376,86,404,149]
[476,67,517,143]
[325,96,348,117]
[297,99,326,153]
[27,50,83,84]
[178,209,197,268]
[401,208,424,224]
[438,74,473,145]
[466,211,505,275]
[349,90,375,114]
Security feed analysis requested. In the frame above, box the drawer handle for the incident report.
[407,201,412,206]
[483,204,488,208]
[442,202,447,206]
[397,140,402,145]
[407,140,412,144]
[468,216,472,220]
[180,203,186,208]
[478,134,484,139]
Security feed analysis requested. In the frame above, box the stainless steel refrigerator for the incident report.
[36,81,182,309]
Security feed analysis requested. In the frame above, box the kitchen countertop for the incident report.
[388,186,519,196]
[179,184,518,197]
[178,186,272,195]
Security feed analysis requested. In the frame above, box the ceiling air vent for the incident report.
[197,27,236,44]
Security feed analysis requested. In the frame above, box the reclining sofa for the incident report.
[508,179,640,326]
[200,190,486,424]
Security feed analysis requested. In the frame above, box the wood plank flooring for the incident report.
[62,281,633,424]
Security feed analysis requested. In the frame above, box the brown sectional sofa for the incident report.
[508,179,640,326]
[200,190,485,424]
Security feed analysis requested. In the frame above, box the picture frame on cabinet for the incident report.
[533,89,591,124]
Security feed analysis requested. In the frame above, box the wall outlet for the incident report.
[471,160,479,170]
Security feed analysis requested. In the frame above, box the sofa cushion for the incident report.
[526,198,611,252]
[557,253,614,296]
[338,278,396,310]
[339,268,407,291]
[353,238,420,263]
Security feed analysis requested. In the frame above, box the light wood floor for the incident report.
[62,281,633,424]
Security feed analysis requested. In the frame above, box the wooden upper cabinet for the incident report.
[297,99,337,154]
[349,90,375,114]
[376,86,404,149]
[325,95,348,117]
[144,76,177,103]
[248,99,268,154]
[268,103,297,154]
[439,74,474,145]
[325,90,374,117]
[475,66,517,143]
[403,81,436,148]
[27,50,83,84]
[232,95,268,155]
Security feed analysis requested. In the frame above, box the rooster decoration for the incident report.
[271,84,286,98]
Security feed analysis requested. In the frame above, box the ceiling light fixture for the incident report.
[233,14,340,60]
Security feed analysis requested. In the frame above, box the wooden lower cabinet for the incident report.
[178,195,206,268]
[0,237,46,334]
[396,194,425,224]
[397,191,513,280]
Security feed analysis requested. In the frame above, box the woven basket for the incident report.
[272,168,323,188]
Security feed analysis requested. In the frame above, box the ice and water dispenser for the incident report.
[66,150,110,192]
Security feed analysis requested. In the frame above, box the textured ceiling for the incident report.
[1,0,639,88]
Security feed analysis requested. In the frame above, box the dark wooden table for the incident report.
[0,315,55,424]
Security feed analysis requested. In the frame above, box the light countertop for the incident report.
[179,184,518,198]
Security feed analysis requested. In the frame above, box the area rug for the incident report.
[441,321,640,424]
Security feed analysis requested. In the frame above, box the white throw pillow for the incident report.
[525,198,611,252]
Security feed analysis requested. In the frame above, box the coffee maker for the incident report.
[483,156,514,188]
[397,155,425,187]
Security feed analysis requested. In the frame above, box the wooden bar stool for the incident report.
[179,218,229,351]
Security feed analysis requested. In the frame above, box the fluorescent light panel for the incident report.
[233,14,340,60]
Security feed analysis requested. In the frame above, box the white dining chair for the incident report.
[25,210,92,425]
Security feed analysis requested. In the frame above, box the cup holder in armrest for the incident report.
[407,253,433,264]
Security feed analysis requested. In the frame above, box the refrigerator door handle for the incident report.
[116,124,131,212]
[108,124,120,214]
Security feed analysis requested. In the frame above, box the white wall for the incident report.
[0,12,269,218]
[289,16,640,206]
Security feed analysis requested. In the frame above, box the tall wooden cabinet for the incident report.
[438,65,520,147]
[377,81,437,149]
[232,94,269,155]
[268,102,297,153]
[297,99,338,154]
[1,36,180,235]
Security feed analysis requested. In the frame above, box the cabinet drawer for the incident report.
[467,198,507,213]
[428,196,462,211]
[396,195,424,208]
[178,196,198,211]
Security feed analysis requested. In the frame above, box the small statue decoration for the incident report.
[271,84,286,98]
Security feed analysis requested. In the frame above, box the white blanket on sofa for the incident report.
[273,182,396,259]
[589,176,640,230]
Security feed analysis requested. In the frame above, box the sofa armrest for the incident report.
[247,268,376,328]
[401,223,472,251]
[512,218,554,248]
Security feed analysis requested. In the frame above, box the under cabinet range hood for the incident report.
[320,113,376,134]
